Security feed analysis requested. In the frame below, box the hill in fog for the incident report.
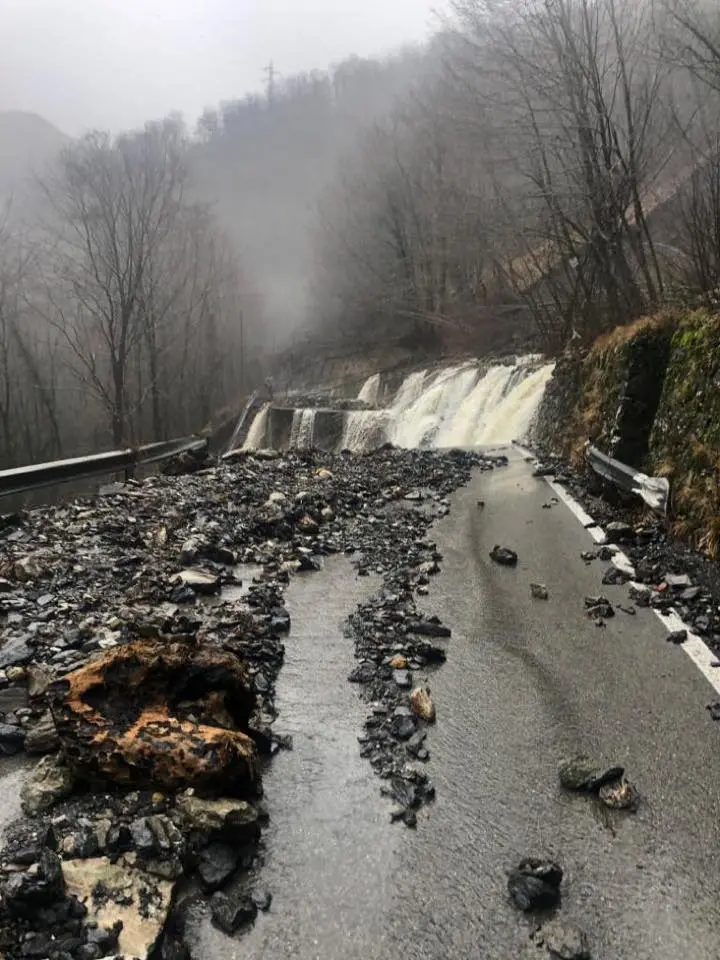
[0,111,68,210]
[0,53,428,351]
[189,50,427,348]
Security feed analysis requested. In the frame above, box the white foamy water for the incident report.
[472,363,555,444]
[357,373,381,406]
[241,357,554,453]
[341,410,392,452]
[290,409,316,449]
[342,357,553,452]
[242,402,270,450]
[226,389,260,453]
[389,364,479,448]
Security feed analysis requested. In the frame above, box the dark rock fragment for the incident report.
[4,849,64,915]
[605,521,633,542]
[348,662,375,684]
[0,636,33,669]
[197,841,243,892]
[584,596,614,619]
[490,545,518,567]
[0,721,25,755]
[412,618,451,638]
[391,714,416,740]
[707,702,720,721]
[602,565,629,585]
[508,858,562,911]
[210,891,257,935]
[558,756,624,792]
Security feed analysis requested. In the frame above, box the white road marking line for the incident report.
[542,471,720,698]
[545,478,606,540]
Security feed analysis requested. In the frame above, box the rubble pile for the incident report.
[0,445,503,957]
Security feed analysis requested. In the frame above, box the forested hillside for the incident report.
[190,0,720,365]
[2,0,720,468]
[189,50,426,350]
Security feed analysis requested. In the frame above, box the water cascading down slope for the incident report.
[241,357,554,452]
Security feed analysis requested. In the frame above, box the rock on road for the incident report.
[198,452,720,960]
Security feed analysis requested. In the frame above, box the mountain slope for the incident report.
[0,111,68,203]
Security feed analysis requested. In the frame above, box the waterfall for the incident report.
[433,365,515,448]
[226,389,260,453]
[242,402,270,450]
[472,363,555,444]
[357,373,381,406]
[389,370,428,415]
[240,356,553,454]
[389,364,479,448]
[341,410,392,452]
[290,409,316,449]
[344,357,554,452]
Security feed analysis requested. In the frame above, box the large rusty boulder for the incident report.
[48,638,260,797]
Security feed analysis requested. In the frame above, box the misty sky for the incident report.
[0,0,444,135]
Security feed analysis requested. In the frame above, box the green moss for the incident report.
[649,309,720,551]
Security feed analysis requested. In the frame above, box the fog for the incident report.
[0,0,442,134]
[1,0,717,471]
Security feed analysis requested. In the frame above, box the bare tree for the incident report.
[449,0,673,346]
[128,204,245,440]
[313,89,497,352]
[40,119,187,445]
[0,214,64,466]
[665,0,720,93]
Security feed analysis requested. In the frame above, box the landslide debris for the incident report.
[48,638,260,797]
[0,444,503,956]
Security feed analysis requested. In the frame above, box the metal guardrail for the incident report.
[0,436,207,499]
[585,442,669,515]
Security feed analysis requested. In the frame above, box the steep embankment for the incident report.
[649,312,720,550]
[535,308,720,552]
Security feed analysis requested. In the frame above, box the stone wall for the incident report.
[532,355,583,455]
[583,316,675,468]
[534,314,676,467]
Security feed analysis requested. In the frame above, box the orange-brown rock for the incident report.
[409,685,436,723]
[49,638,260,797]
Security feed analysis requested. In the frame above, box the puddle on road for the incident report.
[190,557,399,960]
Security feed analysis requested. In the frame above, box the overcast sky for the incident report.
[0,0,444,135]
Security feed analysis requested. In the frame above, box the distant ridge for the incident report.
[0,110,69,199]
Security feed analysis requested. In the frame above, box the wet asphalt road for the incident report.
[195,453,720,960]
[5,453,720,958]
[382,455,720,958]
